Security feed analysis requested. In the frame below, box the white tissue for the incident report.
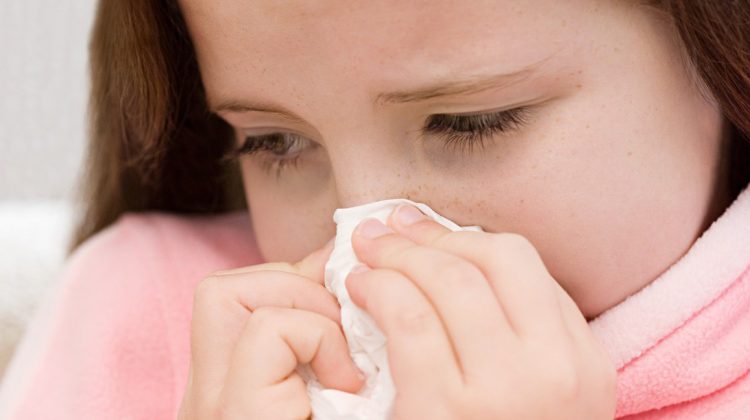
[295,198,484,420]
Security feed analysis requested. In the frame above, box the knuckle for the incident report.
[193,275,229,307]
[493,232,537,257]
[427,256,485,298]
[394,306,435,334]
[249,306,281,323]
[548,362,581,402]
[214,398,237,420]
[246,306,284,333]
[430,230,462,248]
[435,257,477,282]
[195,274,221,296]
[426,256,481,290]
[379,242,408,263]
[317,313,341,336]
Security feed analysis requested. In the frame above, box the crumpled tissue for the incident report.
[295,198,484,420]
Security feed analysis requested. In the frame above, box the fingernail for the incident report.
[356,218,393,239]
[349,264,370,275]
[394,204,426,226]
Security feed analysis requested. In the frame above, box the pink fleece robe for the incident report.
[0,185,749,419]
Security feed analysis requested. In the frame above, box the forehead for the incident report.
[178,0,589,107]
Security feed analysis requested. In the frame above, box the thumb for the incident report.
[293,237,336,285]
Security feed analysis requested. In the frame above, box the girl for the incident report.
[1,0,749,418]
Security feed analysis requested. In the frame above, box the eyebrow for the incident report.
[374,61,544,105]
[210,99,307,123]
[209,56,550,118]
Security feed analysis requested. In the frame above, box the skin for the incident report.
[180,208,617,418]
[180,0,731,321]
[176,1,732,416]
[343,209,617,418]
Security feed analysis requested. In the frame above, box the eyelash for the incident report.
[223,107,531,177]
[421,107,530,154]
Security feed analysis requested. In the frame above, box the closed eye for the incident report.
[222,106,532,176]
[421,106,531,154]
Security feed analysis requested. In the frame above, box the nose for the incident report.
[331,161,413,209]
[326,137,421,209]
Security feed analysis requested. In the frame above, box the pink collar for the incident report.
[588,183,750,417]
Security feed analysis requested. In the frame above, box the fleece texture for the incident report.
[0,185,749,419]
[588,181,750,419]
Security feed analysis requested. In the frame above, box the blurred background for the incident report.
[0,1,97,380]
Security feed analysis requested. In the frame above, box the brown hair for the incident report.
[69,0,244,254]
[68,0,750,254]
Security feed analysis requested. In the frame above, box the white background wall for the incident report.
[0,0,98,381]
[1,1,96,200]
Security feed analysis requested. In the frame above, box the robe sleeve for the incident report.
[0,215,178,419]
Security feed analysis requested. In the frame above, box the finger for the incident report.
[551,280,618,400]
[189,270,341,402]
[346,267,463,392]
[350,218,516,377]
[551,280,602,353]
[386,204,566,341]
[220,371,311,420]
[213,236,335,286]
[225,307,365,395]
[294,236,336,283]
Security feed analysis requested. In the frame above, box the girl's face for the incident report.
[180,0,730,319]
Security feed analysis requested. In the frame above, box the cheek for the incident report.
[477,91,723,319]
[241,163,336,263]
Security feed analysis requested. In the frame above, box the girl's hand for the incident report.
[177,238,365,420]
[345,204,617,420]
